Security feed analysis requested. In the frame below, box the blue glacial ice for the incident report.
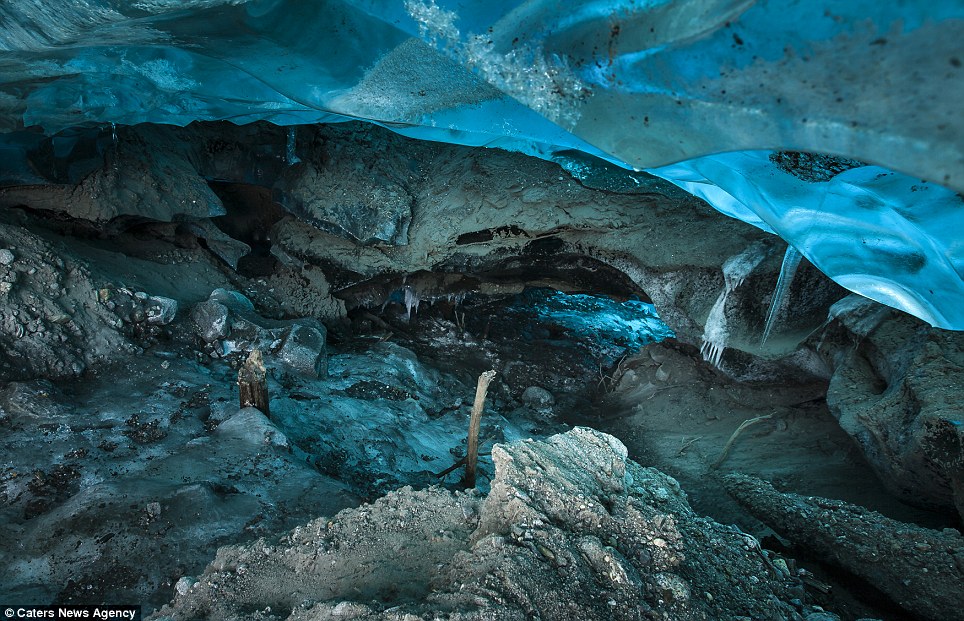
[509,288,676,363]
[0,0,962,327]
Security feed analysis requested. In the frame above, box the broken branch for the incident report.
[711,414,773,470]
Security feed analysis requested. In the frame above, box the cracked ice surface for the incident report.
[0,1,962,327]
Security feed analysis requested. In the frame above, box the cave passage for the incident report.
[0,119,960,621]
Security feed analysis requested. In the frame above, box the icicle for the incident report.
[285,127,301,165]
[761,245,803,345]
[701,293,728,368]
[700,242,767,369]
[404,286,421,321]
[110,122,117,143]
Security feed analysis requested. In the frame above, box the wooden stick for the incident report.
[436,451,494,479]
[711,414,772,469]
[463,369,496,488]
[678,435,703,456]
[436,456,466,479]
[238,349,270,417]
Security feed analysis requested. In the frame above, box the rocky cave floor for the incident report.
[0,204,962,621]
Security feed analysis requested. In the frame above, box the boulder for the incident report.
[146,296,178,326]
[276,323,327,378]
[190,300,229,343]
[521,385,555,410]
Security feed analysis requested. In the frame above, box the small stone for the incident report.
[146,501,161,519]
[146,296,178,325]
[174,576,193,596]
[0,249,14,265]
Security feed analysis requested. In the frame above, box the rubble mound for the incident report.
[152,428,824,621]
[0,220,131,380]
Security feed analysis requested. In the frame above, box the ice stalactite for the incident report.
[761,245,803,345]
[445,291,467,307]
[701,243,767,369]
[286,127,300,165]
[404,286,421,321]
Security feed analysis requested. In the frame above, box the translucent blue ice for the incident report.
[652,152,964,329]
[762,246,803,346]
[0,0,962,327]
[511,288,675,362]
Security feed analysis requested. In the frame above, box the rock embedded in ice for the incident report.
[0,249,14,265]
[191,300,230,343]
[276,323,328,378]
[208,288,256,314]
[215,407,289,448]
[522,386,554,410]
[146,296,178,325]
[175,576,194,597]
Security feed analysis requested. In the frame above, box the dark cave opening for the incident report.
[207,181,285,278]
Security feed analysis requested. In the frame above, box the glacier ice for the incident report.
[0,0,962,327]
[511,288,676,362]
[655,152,964,329]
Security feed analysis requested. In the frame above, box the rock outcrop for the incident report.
[152,428,828,621]
[821,297,964,520]
[723,473,964,621]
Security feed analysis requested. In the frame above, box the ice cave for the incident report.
[0,1,962,620]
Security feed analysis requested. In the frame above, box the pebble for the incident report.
[0,249,13,265]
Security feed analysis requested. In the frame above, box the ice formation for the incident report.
[403,286,421,321]
[701,243,767,368]
[509,289,675,361]
[762,246,803,345]
[0,1,962,327]
[285,127,300,166]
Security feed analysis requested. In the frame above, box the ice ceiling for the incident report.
[1,0,963,328]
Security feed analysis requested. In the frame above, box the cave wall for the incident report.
[0,121,847,382]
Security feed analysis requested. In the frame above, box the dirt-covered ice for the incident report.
[151,428,842,621]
